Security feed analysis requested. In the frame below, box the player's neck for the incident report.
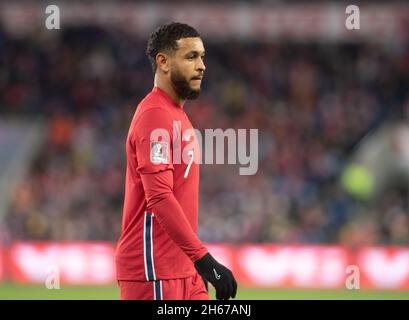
[154,76,185,108]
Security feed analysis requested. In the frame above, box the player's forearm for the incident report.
[150,192,208,262]
[140,171,208,262]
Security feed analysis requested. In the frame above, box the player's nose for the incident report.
[197,58,206,72]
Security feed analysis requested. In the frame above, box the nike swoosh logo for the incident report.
[213,268,221,280]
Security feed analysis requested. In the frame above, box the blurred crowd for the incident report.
[1,26,409,246]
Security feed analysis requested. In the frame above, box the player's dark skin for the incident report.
[154,37,206,107]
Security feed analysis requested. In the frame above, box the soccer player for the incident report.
[115,22,237,300]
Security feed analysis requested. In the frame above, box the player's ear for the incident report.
[156,53,170,74]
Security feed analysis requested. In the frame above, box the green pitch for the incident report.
[0,283,408,300]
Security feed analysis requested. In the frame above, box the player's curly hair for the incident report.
[146,22,201,73]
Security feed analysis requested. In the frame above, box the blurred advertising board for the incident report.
[0,247,3,281]
[7,242,116,285]
[2,242,409,289]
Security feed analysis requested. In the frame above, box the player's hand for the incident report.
[194,253,237,300]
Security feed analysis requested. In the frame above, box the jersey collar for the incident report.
[152,86,184,110]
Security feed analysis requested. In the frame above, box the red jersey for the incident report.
[116,86,208,281]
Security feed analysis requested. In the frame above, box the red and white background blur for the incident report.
[1,242,409,289]
[0,3,408,42]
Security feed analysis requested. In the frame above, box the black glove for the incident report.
[194,253,237,300]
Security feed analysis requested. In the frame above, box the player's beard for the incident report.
[170,68,201,100]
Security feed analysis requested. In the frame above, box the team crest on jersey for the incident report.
[150,141,169,164]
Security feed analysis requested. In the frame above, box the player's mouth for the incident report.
[191,75,203,82]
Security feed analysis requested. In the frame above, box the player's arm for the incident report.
[140,169,208,261]
[141,170,236,300]
[132,107,208,261]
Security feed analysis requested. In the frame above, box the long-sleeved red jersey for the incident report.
[116,86,208,281]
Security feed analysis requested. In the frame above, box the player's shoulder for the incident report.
[129,94,175,138]
[134,91,173,121]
